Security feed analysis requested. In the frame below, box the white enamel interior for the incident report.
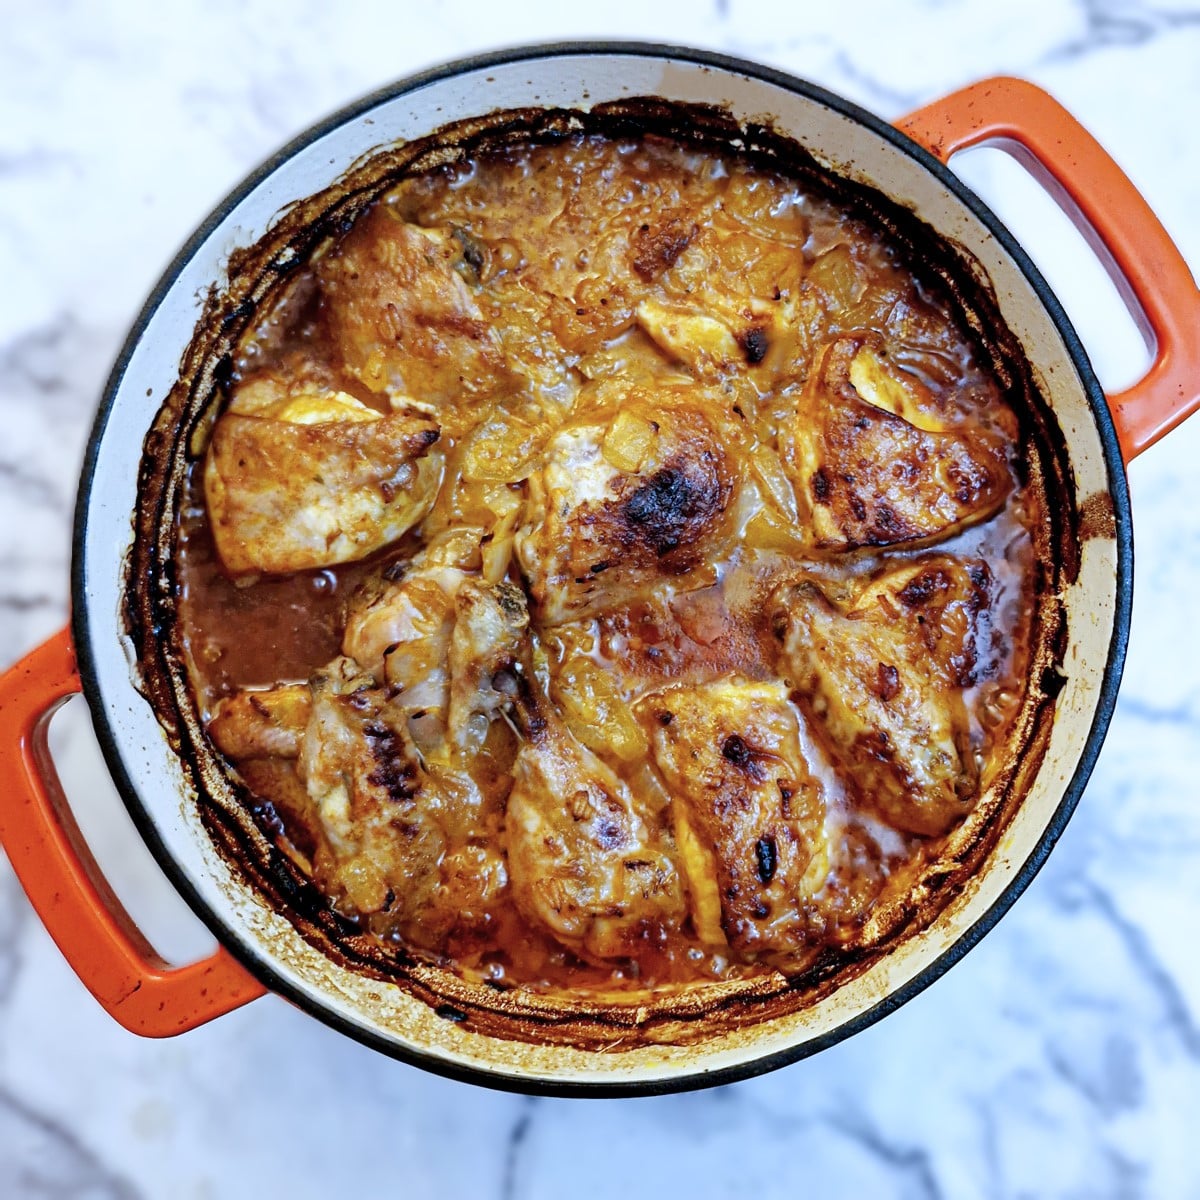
[77,49,1120,1089]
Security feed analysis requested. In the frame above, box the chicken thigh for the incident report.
[515,384,740,624]
[341,539,526,758]
[772,555,993,836]
[204,365,441,577]
[505,670,686,962]
[781,333,1011,550]
[299,657,508,942]
[317,207,508,416]
[641,679,827,955]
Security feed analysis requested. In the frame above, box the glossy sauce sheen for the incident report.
[178,134,1038,997]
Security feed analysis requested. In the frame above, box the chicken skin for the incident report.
[204,365,441,576]
[340,531,481,705]
[298,657,508,941]
[772,555,994,837]
[340,538,525,757]
[641,679,828,955]
[515,385,740,624]
[781,333,1011,550]
[317,208,508,415]
[505,668,686,963]
[207,684,312,761]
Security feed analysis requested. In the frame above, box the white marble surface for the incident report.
[3,1,1200,1195]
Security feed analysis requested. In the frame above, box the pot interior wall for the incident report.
[76,47,1125,1091]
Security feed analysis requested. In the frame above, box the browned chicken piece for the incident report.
[341,562,466,703]
[318,207,508,411]
[637,256,802,379]
[206,684,326,880]
[299,657,505,935]
[640,679,827,956]
[204,370,442,577]
[446,579,530,757]
[341,529,482,668]
[506,670,686,962]
[515,386,740,625]
[207,684,312,761]
[781,333,1011,550]
[772,556,993,837]
[341,538,526,758]
[219,353,344,417]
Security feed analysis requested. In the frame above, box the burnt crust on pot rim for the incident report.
[124,96,1078,1053]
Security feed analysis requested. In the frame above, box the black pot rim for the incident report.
[70,39,1133,1098]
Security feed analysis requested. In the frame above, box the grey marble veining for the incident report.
[3,1,1200,1196]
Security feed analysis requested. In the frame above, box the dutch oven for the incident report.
[1,44,1198,1095]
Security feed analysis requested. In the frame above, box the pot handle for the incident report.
[896,76,1200,464]
[0,627,266,1036]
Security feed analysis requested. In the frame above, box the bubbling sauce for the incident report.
[178,133,1039,999]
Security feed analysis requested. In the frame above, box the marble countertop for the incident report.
[3,1,1200,1195]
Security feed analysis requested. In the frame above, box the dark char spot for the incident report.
[897,569,947,608]
[874,502,898,532]
[722,734,767,782]
[755,835,778,884]
[623,464,720,557]
[737,325,769,364]
[812,466,831,502]
[631,219,694,280]
[721,734,751,765]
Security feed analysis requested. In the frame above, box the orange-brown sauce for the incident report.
[178,134,1039,998]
